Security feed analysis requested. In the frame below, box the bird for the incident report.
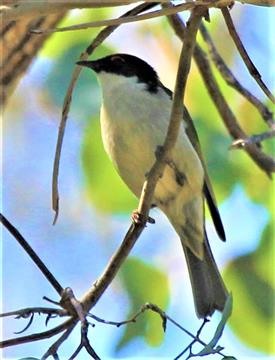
[77,53,228,318]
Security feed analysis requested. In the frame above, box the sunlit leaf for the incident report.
[197,294,233,355]
[116,257,170,351]
[223,222,275,354]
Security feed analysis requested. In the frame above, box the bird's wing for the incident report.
[159,83,225,241]
[183,106,226,242]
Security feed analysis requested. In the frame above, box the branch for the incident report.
[32,1,228,34]
[1,0,273,22]
[51,2,157,223]
[199,23,274,128]
[0,213,64,295]
[0,307,66,319]
[80,5,206,312]
[41,326,75,360]
[231,129,275,148]
[221,7,275,103]
[167,12,275,175]
[0,318,76,348]
[1,0,130,21]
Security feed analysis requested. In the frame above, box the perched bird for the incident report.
[77,54,228,318]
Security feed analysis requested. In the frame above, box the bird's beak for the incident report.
[76,60,101,72]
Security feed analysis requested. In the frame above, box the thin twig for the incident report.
[137,5,205,218]
[81,321,100,359]
[221,7,275,103]
[41,325,75,360]
[0,307,65,318]
[175,318,209,359]
[51,2,157,223]
[231,129,275,148]
[31,0,224,34]
[167,12,275,175]
[199,23,274,128]
[0,213,64,295]
[68,343,83,359]
[0,318,76,348]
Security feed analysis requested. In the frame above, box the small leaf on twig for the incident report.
[196,293,233,355]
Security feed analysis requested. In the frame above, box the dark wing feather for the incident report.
[183,106,226,242]
[160,84,225,241]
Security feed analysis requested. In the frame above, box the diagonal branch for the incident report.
[0,318,76,348]
[199,23,274,128]
[231,129,275,148]
[41,325,75,360]
[0,213,64,295]
[167,12,275,176]
[51,2,157,224]
[80,5,206,312]
[32,0,225,34]
[221,7,275,103]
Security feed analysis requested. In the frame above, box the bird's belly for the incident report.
[100,103,204,205]
[100,107,156,197]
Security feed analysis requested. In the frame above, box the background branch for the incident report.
[231,129,275,148]
[221,7,275,103]
[2,0,273,22]
[199,23,274,128]
[0,213,64,295]
[52,2,156,223]
[167,12,275,176]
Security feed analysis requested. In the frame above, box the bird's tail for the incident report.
[183,232,228,318]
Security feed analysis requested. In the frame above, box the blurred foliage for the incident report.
[224,222,275,354]
[41,8,110,58]
[116,257,169,351]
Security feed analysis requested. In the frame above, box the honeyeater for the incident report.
[77,54,228,318]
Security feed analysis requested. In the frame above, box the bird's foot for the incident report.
[131,210,155,225]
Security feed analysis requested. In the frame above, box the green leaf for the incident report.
[223,222,275,354]
[116,257,170,351]
[81,118,137,213]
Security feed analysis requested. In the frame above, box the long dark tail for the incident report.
[183,232,228,318]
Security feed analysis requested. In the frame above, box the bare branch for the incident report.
[80,5,206,313]
[0,318,76,348]
[221,7,275,103]
[32,1,227,34]
[52,2,156,223]
[0,307,66,319]
[41,325,75,360]
[0,213,64,295]
[199,23,274,128]
[167,13,275,175]
[137,6,205,218]
[1,1,130,21]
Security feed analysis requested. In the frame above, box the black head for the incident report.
[77,53,161,93]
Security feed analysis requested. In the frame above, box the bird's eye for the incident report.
[110,55,125,64]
